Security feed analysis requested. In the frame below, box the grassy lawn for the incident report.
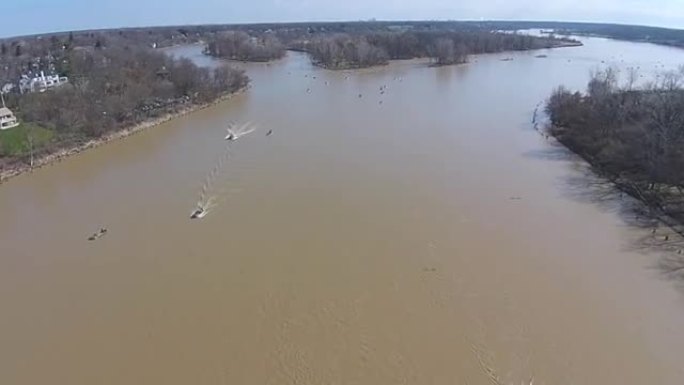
[0,123,54,157]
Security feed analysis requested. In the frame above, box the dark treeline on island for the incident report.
[295,30,574,69]
[547,68,684,228]
[205,31,286,62]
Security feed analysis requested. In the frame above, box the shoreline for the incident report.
[0,86,248,185]
[543,116,684,254]
[551,129,684,237]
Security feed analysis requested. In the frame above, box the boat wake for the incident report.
[192,121,257,220]
[225,121,257,141]
[190,196,215,219]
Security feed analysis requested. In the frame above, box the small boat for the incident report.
[190,207,206,219]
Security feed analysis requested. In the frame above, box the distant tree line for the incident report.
[547,68,684,223]
[295,30,577,69]
[205,31,286,62]
[1,22,581,80]
[301,35,390,69]
[1,46,246,162]
[478,21,684,49]
[4,20,678,83]
[377,21,684,49]
[200,25,577,69]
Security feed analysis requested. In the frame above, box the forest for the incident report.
[297,30,576,69]
[0,41,247,164]
[546,68,684,226]
[205,31,286,62]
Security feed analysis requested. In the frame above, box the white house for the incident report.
[0,107,19,130]
[19,71,69,94]
[1,83,15,94]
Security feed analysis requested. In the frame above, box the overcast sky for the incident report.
[2,0,684,38]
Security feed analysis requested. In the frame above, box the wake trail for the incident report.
[192,120,258,219]
[198,143,232,208]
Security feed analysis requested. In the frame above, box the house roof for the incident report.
[0,107,14,116]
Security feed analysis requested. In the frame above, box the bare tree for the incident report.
[206,31,285,62]
[547,69,684,226]
[430,37,468,65]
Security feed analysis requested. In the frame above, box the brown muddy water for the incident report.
[2,36,684,384]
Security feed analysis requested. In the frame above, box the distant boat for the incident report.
[225,122,256,141]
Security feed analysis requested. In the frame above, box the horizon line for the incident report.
[2,18,683,40]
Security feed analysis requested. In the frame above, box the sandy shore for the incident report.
[0,87,248,184]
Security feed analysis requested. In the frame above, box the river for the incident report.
[2,35,684,384]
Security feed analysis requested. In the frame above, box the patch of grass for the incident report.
[0,123,54,157]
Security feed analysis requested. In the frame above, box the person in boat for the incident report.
[88,227,107,241]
